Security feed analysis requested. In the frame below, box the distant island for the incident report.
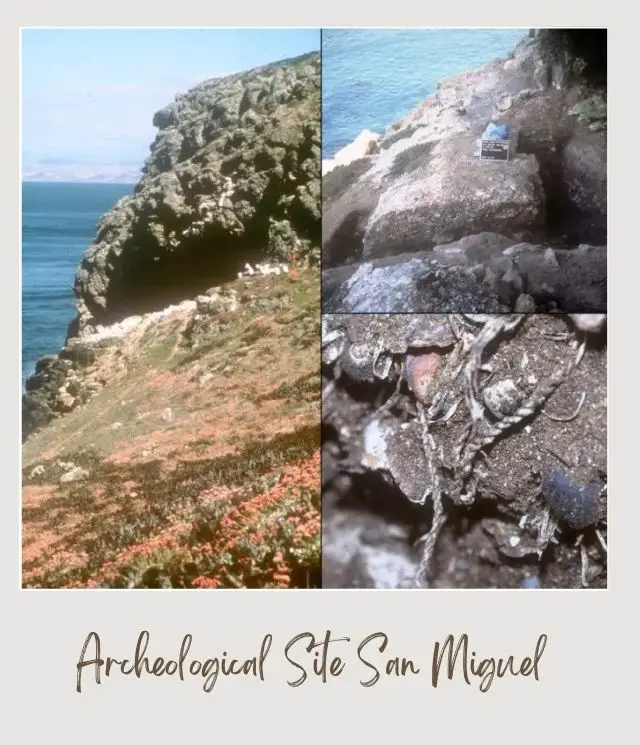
[22,170,141,184]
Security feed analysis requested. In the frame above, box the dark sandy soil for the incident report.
[321,313,607,589]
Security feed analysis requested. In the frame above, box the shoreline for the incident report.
[322,28,530,163]
[21,181,136,391]
[321,29,607,314]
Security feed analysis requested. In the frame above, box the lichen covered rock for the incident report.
[73,52,320,332]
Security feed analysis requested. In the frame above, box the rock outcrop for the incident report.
[24,52,321,443]
[322,30,607,312]
[322,129,380,175]
[322,233,606,313]
[72,52,320,333]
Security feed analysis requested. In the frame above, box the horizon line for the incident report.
[22,179,137,185]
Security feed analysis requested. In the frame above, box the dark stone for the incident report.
[152,106,178,130]
[22,395,54,443]
[541,469,602,530]
[34,354,59,374]
[59,344,96,367]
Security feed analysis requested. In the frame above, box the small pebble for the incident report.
[483,379,520,416]
[405,352,441,404]
[541,469,601,530]
[514,293,535,312]
[60,466,90,484]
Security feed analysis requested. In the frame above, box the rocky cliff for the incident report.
[24,51,320,440]
[73,51,320,334]
[22,52,321,589]
[322,30,607,313]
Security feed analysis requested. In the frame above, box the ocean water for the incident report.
[22,182,133,387]
[322,28,528,158]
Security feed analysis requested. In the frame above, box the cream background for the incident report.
[4,4,633,742]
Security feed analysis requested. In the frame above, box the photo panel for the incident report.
[321,312,607,589]
[21,28,322,589]
[321,29,607,315]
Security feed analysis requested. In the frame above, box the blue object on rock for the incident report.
[482,122,510,140]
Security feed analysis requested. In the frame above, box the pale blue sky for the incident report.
[21,28,320,182]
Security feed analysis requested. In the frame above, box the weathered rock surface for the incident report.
[322,129,380,176]
[73,52,320,332]
[322,233,606,313]
[22,260,312,441]
[23,301,191,440]
[322,30,606,312]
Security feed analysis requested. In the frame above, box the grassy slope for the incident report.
[22,267,320,589]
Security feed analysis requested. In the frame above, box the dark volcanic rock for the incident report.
[23,356,78,441]
[73,52,320,332]
[323,172,381,267]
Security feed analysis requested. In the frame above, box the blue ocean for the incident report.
[322,28,528,158]
[22,182,133,387]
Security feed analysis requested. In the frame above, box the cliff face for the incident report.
[24,52,320,440]
[72,52,320,334]
[322,30,607,313]
[22,53,321,589]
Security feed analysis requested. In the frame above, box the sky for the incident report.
[21,28,320,183]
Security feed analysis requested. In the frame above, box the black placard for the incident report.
[480,139,510,161]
